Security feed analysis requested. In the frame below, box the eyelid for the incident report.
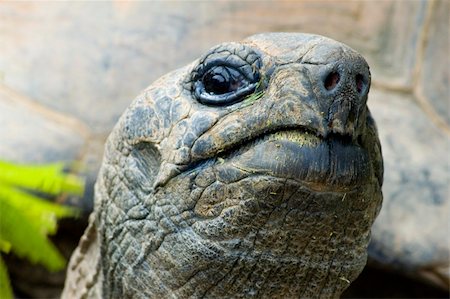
[194,80,258,106]
[202,65,242,80]
[198,59,255,82]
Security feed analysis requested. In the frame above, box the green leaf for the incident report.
[0,160,84,275]
[0,240,11,254]
[0,196,66,272]
[0,183,77,235]
[0,256,13,299]
[0,160,84,196]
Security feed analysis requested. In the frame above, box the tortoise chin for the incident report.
[217,128,371,193]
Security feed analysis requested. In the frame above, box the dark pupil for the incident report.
[203,66,242,95]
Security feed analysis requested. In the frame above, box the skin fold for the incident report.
[62,33,383,299]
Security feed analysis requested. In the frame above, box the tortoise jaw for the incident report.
[218,128,370,192]
[154,127,368,193]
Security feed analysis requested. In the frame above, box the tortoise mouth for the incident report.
[211,127,370,192]
[165,127,371,192]
[220,127,357,158]
[156,126,369,192]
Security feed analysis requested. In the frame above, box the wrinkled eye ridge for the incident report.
[192,44,262,106]
[203,66,245,95]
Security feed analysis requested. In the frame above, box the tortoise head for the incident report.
[95,33,383,298]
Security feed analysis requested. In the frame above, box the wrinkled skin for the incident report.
[63,33,383,299]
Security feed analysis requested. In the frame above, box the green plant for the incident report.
[241,73,266,107]
[0,160,84,299]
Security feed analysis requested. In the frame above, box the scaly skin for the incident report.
[63,33,383,299]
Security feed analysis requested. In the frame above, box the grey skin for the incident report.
[62,33,383,299]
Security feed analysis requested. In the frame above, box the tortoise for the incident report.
[1,3,448,297]
[62,32,383,298]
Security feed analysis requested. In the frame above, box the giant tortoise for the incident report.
[62,32,383,298]
[1,2,448,298]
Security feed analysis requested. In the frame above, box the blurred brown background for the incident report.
[0,1,448,298]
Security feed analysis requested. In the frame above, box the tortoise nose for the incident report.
[320,59,371,138]
[323,68,369,96]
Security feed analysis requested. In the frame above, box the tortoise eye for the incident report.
[192,44,262,106]
[202,66,246,95]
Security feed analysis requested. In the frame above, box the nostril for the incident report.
[355,74,365,94]
[324,72,340,91]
